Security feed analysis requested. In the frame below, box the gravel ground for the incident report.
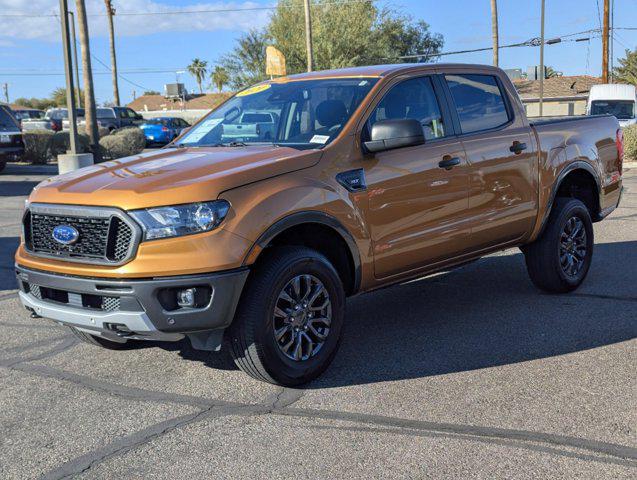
[0,162,635,479]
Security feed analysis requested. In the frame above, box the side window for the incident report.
[445,74,510,134]
[118,109,127,119]
[127,109,138,118]
[368,76,446,140]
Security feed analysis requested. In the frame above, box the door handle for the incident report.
[510,141,527,154]
[438,157,461,170]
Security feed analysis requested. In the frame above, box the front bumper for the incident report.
[16,265,249,343]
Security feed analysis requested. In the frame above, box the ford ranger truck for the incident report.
[15,64,623,386]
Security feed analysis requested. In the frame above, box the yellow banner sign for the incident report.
[266,46,287,77]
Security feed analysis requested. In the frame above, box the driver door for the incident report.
[362,75,471,279]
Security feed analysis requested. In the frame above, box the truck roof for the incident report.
[276,63,502,81]
[589,83,637,102]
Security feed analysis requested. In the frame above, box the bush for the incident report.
[99,127,146,160]
[622,124,637,162]
[98,126,111,139]
[49,131,90,158]
[22,130,55,164]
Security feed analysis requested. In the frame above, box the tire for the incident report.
[0,158,6,173]
[523,198,594,293]
[226,246,345,386]
[67,326,139,350]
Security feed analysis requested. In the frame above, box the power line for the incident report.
[392,33,601,61]
[0,0,375,18]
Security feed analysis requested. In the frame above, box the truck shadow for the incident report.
[0,237,19,291]
[171,240,637,386]
[0,180,41,197]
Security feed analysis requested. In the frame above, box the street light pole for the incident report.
[59,0,79,154]
[303,0,314,72]
[68,11,81,107]
[539,0,545,117]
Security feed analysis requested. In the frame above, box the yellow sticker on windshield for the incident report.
[236,83,271,97]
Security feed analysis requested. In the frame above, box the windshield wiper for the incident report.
[166,143,187,148]
[220,141,248,147]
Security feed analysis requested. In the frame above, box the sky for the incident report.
[0,0,636,106]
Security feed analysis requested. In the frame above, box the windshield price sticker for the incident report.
[236,84,272,97]
[310,135,330,144]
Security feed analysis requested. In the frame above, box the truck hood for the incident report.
[30,145,322,210]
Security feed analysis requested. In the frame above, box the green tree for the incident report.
[188,58,209,94]
[613,48,637,85]
[219,30,270,90]
[211,66,230,92]
[269,0,442,72]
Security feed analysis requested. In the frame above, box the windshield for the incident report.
[591,100,635,119]
[46,108,85,120]
[145,118,171,126]
[0,107,18,129]
[177,78,379,149]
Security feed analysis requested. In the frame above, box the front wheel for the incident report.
[523,198,594,293]
[226,246,345,386]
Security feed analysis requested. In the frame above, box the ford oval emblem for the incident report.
[52,225,79,245]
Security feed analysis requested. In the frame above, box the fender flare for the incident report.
[245,211,362,294]
[538,160,602,235]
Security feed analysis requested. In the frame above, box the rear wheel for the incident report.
[523,198,594,293]
[226,246,345,386]
[67,326,139,350]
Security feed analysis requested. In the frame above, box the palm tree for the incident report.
[104,0,120,106]
[490,0,499,67]
[211,66,229,92]
[545,66,562,78]
[74,0,101,160]
[188,59,208,94]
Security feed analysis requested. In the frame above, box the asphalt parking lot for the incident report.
[0,163,635,479]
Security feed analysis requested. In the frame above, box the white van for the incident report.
[587,84,637,128]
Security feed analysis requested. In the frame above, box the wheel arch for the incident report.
[538,161,602,238]
[243,211,362,296]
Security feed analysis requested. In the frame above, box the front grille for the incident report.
[24,205,139,265]
[102,296,121,312]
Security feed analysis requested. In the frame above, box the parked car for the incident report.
[22,108,86,132]
[12,109,45,126]
[587,83,637,128]
[96,106,144,131]
[0,105,24,172]
[139,117,190,145]
[221,110,278,142]
[15,64,623,385]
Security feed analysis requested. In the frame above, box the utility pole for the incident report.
[602,0,609,83]
[59,0,79,155]
[2,83,8,103]
[490,0,499,67]
[303,0,314,72]
[68,11,81,107]
[610,0,614,82]
[539,0,545,117]
[104,0,120,106]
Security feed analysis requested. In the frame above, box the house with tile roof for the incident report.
[513,75,602,117]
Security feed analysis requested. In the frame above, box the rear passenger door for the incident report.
[362,75,471,279]
[442,72,538,249]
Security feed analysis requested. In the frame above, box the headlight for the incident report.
[130,200,230,240]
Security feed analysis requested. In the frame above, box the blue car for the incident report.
[139,117,190,145]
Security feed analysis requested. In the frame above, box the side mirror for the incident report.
[364,119,425,153]
[136,114,144,120]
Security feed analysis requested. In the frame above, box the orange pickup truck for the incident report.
[15,64,623,385]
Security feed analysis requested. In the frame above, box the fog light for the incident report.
[177,288,196,308]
